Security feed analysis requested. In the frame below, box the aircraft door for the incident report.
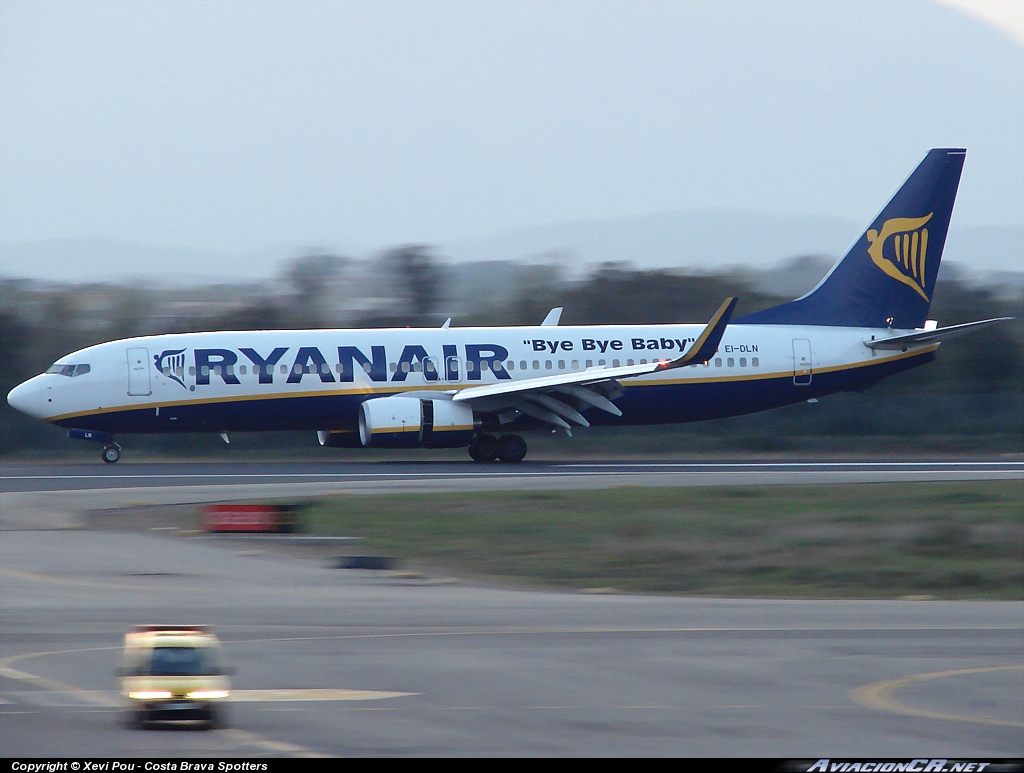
[445,356,462,382]
[792,339,812,385]
[127,347,152,396]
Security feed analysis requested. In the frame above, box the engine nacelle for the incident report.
[358,396,474,449]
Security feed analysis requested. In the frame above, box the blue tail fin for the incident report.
[736,148,966,328]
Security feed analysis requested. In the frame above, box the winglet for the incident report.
[662,297,737,369]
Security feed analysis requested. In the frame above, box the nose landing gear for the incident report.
[468,434,527,463]
[101,443,122,464]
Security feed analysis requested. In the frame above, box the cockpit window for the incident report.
[45,363,91,377]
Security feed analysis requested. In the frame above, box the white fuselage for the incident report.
[7,322,936,435]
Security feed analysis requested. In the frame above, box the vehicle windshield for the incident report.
[146,646,223,676]
[45,363,90,377]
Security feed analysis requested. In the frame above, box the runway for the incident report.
[1,459,1022,756]
[3,459,1021,530]
[4,459,1023,493]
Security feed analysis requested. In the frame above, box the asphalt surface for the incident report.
[4,459,1023,493]
[1,459,1021,757]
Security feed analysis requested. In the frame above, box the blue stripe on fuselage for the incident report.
[53,349,933,435]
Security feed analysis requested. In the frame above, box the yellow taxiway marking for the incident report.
[231,689,416,702]
[0,567,127,591]
[0,664,120,707]
[0,649,330,757]
[850,664,1024,728]
[219,729,332,758]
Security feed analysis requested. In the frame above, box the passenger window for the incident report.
[201,366,210,376]
[752,357,759,367]
[466,361,475,372]
[280,364,288,374]
[507,361,514,371]
[390,362,397,373]
[189,366,196,376]
[571,360,579,370]
[401,362,411,373]
[480,361,489,371]
[425,359,436,374]
[612,359,620,367]
[363,362,372,373]
[226,365,234,376]
[598,359,606,366]
[412,362,421,372]
[293,364,302,374]
[557,360,565,369]
[640,359,647,365]
[715,358,722,367]
[586,359,593,368]
[520,361,527,370]
[739,358,746,367]
[239,365,247,375]
[627,359,634,366]
[545,360,552,370]
[727,358,734,367]
[533,360,540,370]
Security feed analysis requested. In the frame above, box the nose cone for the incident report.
[7,376,43,419]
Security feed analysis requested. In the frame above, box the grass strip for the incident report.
[302,481,1023,599]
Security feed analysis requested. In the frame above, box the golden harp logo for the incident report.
[866,213,933,301]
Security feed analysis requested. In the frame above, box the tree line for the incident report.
[1,248,1021,455]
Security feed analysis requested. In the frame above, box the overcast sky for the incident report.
[1,0,1021,262]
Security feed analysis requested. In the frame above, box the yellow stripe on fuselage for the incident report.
[46,345,938,424]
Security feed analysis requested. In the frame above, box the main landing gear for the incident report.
[468,434,527,463]
[101,443,122,464]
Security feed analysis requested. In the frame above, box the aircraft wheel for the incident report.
[101,444,121,464]
[468,434,498,462]
[496,434,527,463]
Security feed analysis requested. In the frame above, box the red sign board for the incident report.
[203,504,296,533]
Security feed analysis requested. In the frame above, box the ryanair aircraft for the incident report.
[7,148,1010,463]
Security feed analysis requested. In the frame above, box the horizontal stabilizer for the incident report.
[864,317,1013,350]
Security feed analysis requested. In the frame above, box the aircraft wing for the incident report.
[863,317,1013,350]
[452,298,737,429]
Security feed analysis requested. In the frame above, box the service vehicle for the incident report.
[118,625,231,729]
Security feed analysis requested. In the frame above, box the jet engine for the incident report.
[358,395,474,448]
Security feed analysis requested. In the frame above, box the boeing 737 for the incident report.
[6,148,1010,463]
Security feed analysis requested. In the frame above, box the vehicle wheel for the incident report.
[496,434,527,463]
[101,444,121,464]
[205,706,227,730]
[468,434,498,462]
[123,708,146,729]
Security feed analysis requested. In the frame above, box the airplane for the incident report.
[6,148,1011,464]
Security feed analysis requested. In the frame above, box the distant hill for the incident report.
[2,211,1020,288]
